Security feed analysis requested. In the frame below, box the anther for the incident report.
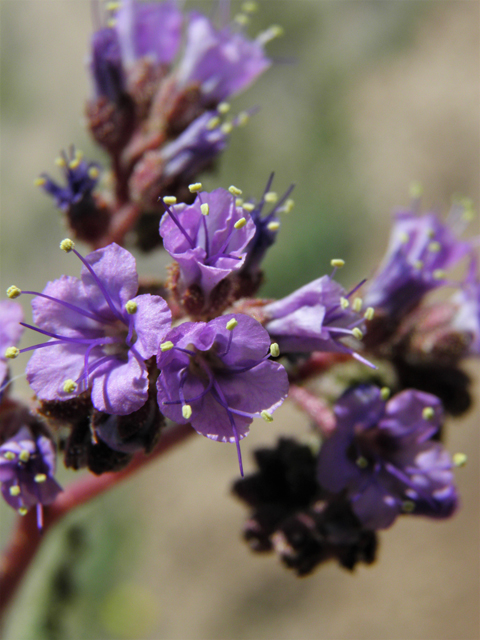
[453,452,467,467]
[69,158,81,170]
[422,406,435,420]
[237,112,249,126]
[160,341,174,351]
[364,307,375,321]
[60,238,75,253]
[356,456,368,468]
[226,318,238,331]
[9,486,21,496]
[409,181,423,199]
[188,182,203,193]
[264,192,278,204]
[330,259,345,268]
[106,1,121,9]
[18,507,28,516]
[221,122,233,135]
[261,410,273,423]
[3,451,16,461]
[242,203,255,212]
[413,260,423,270]
[107,17,117,27]
[267,221,280,232]
[34,474,47,483]
[182,404,192,420]
[88,167,99,179]
[200,203,210,216]
[19,450,30,463]
[125,300,138,314]
[163,196,177,205]
[229,185,242,197]
[270,343,280,358]
[235,198,244,207]
[5,347,19,359]
[399,232,409,244]
[352,297,363,313]
[428,241,441,253]
[402,500,415,513]
[242,1,258,12]
[258,25,284,44]
[6,285,21,299]
[55,157,66,168]
[234,217,247,229]
[234,13,249,26]
[283,199,295,213]
[352,328,363,340]
[433,269,446,280]
[34,177,46,187]
[217,102,231,114]
[340,297,349,309]
[380,387,391,401]
[207,116,221,130]
[63,379,78,393]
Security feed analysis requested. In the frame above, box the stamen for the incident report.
[453,453,467,467]
[352,297,363,313]
[163,196,177,205]
[330,259,345,268]
[6,285,21,299]
[162,201,196,249]
[200,203,210,216]
[380,387,391,400]
[218,102,231,114]
[428,241,441,253]
[267,221,280,231]
[242,203,255,212]
[433,269,446,280]
[235,198,244,207]
[182,404,192,420]
[270,343,280,357]
[264,192,278,204]
[9,486,21,496]
[189,182,203,193]
[422,407,435,420]
[282,198,295,214]
[19,450,30,463]
[34,177,46,187]
[5,347,19,359]
[226,318,238,331]
[34,474,47,483]
[125,300,138,314]
[60,238,75,253]
[18,508,28,516]
[340,297,349,309]
[207,116,221,130]
[3,452,16,461]
[228,186,242,197]
[364,307,375,321]
[234,217,247,229]
[221,122,233,135]
[261,410,273,423]
[352,328,363,340]
[88,167,99,179]
[63,379,77,393]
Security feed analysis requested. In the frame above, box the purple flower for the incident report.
[90,27,126,102]
[176,11,271,103]
[9,241,171,415]
[159,186,256,299]
[263,274,373,366]
[449,270,480,356]
[0,300,23,398]
[317,385,458,530]
[0,426,62,525]
[156,313,289,474]
[115,0,183,67]
[364,208,472,322]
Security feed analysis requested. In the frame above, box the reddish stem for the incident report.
[0,422,194,621]
[288,384,336,436]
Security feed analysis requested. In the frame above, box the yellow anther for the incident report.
[107,17,117,27]
[3,451,16,461]
[409,181,423,199]
[182,404,192,420]
[229,185,243,197]
[237,112,249,126]
[6,285,21,299]
[453,452,467,467]
[18,507,28,516]
[399,232,409,244]
[160,341,174,351]
[63,379,78,394]
[19,450,30,463]
[364,307,375,321]
[217,102,231,114]
[330,259,345,268]
[413,260,423,270]
[242,202,255,212]
[188,182,203,193]
[5,347,20,359]
[242,1,258,12]
[234,217,247,229]
[270,343,280,358]
[55,156,66,168]
[433,269,446,280]
[402,500,415,513]
[235,198,244,207]
[69,158,81,170]
[88,166,99,179]
[259,25,284,43]
[220,122,233,135]
[200,203,210,216]
[264,191,278,204]
[427,229,435,238]
[422,406,435,420]
[352,297,363,313]
[261,410,274,423]
[207,116,221,130]
[34,177,46,187]
[234,13,249,26]
[267,221,280,232]
[283,198,295,213]
[340,297,349,310]
[60,238,75,253]
[106,1,121,9]
[125,300,138,314]
[356,456,368,468]
[163,196,177,205]
[428,241,441,253]
[226,318,238,331]
[460,198,475,221]
[9,486,21,496]
[380,387,391,401]
[352,328,363,340]
[34,473,47,483]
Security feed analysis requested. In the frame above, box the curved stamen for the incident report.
[19,290,112,324]
[163,202,196,249]
[211,379,244,476]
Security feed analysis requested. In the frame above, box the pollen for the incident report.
[9,486,21,496]
[217,102,231,114]
[364,307,375,321]
[125,300,138,314]
[267,221,280,232]
[19,449,30,463]
[3,451,16,461]
[163,196,177,205]
[261,410,274,423]
[18,507,28,516]
[330,259,345,268]
[340,297,349,309]
[182,404,192,420]
[264,192,278,204]
[380,387,391,400]
[352,297,363,313]
[200,203,210,216]
[453,452,467,467]
[63,379,78,393]
[242,203,255,212]
[226,318,238,331]
[6,285,21,299]
[207,116,221,130]
[5,347,19,359]
[188,182,203,193]
[34,473,47,483]
[234,217,247,229]
[34,177,46,187]
[160,341,174,351]
[60,238,75,253]
[422,406,435,420]
[352,328,363,340]
[229,185,243,197]
[433,269,446,280]
[270,343,280,357]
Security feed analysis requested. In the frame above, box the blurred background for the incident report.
[1,1,479,638]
